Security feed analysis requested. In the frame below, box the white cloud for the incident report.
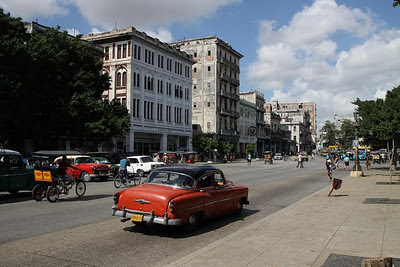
[69,0,241,31]
[247,0,400,130]
[66,28,80,36]
[0,0,69,19]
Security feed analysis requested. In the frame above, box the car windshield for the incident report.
[95,158,110,164]
[140,156,154,163]
[144,171,195,189]
[276,153,281,156]
[75,157,95,164]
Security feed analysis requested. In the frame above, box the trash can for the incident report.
[332,178,342,190]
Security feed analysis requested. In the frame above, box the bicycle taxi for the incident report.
[32,159,86,203]
[263,151,273,164]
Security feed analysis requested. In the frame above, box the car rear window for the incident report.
[145,171,195,189]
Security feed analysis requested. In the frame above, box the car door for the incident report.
[8,155,34,191]
[128,158,139,174]
[0,155,10,191]
[214,171,235,214]
[198,173,217,218]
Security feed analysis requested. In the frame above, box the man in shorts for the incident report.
[344,155,350,170]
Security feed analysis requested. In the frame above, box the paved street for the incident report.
[0,157,355,266]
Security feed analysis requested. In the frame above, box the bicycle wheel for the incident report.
[75,179,86,197]
[32,184,46,201]
[46,185,60,203]
[114,175,122,188]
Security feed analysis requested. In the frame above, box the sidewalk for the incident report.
[167,168,400,267]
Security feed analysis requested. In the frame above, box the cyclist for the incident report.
[326,158,333,180]
[57,155,78,188]
[119,155,130,183]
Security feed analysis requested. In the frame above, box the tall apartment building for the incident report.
[240,91,268,156]
[170,37,243,152]
[82,27,195,155]
[271,101,314,153]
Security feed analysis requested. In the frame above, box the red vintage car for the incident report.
[112,165,249,229]
[54,155,112,182]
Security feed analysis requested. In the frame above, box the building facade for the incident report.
[240,91,268,156]
[238,98,257,157]
[170,37,243,152]
[82,27,195,155]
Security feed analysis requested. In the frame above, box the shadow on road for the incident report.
[122,208,260,238]
[0,191,32,204]
[55,194,113,202]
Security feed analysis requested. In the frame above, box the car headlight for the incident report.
[169,200,175,213]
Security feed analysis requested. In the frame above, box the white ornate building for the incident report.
[82,27,195,155]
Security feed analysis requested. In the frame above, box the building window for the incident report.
[122,44,127,58]
[208,66,211,71]
[104,46,109,61]
[208,50,211,56]
[194,52,197,57]
[207,122,210,128]
[116,69,127,87]
[157,79,163,94]
[132,99,140,118]
[193,67,197,73]
[207,102,211,107]
[193,102,197,108]
[144,100,154,120]
[166,105,172,122]
[134,45,141,60]
[133,72,140,87]
[117,45,122,59]
[157,103,163,121]
[166,82,172,96]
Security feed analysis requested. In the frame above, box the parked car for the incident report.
[54,155,112,182]
[92,156,119,176]
[0,149,35,193]
[274,153,283,160]
[126,155,165,177]
[112,165,249,229]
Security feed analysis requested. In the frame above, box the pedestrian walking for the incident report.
[296,154,303,168]
[344,155,350,170]
[326,158,333,180]
[366,156,371,170]
[247,153,252,165]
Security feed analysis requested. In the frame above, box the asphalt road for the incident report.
[0,157,350,266]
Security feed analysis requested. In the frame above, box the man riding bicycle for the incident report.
[57,155,78,183]
[119,155,130,183]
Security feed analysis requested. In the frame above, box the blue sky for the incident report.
[2,0,400,130]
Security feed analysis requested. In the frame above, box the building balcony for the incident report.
[220,129,240,136]
[218,108,240,118]
[219,90,240,102]
[217,56,240,71]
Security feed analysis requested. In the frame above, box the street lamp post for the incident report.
[353,109,362,177]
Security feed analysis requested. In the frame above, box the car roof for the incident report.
[33,150,83,156]
[0,149,21,156]
[151,165,222,179]
[54,155,90,161]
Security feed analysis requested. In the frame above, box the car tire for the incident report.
[46,185,59,203]
[136,169,145,177]
[81,171,92,182]
[32,184,46,201]
[234,200,244,215]
[185,213,200,232]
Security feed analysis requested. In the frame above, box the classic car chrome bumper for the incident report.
[112,205,182,226]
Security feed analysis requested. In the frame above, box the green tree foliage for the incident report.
[354,86,400,150]
[320,121,338,147]
[394,0,400,7]
[0,9,129,150]
[218,140,233,157]
[337,119,355,149]
[246,144,256,154]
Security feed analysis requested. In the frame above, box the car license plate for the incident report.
[131,214,143,222]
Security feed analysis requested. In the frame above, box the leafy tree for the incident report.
[394,0,400,7]
[320,121,338,147]
[0,9,129,151]
[195,137,218,160]
[218,140,233,158]
[337,119,355,149]
[246,144,256,154]
[0,9,30,149]
[354,86,400,151]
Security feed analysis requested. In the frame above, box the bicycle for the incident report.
[114,171,141,188]
[46,174,86,203]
